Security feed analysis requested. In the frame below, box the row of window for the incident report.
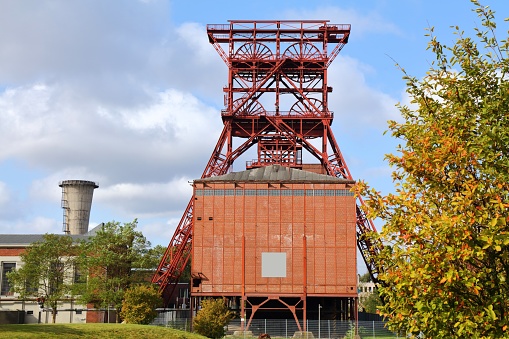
[196,189,354,197]
[0,262,83,297]
[359,285,377,293]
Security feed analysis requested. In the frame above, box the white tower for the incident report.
[59,180,99,235]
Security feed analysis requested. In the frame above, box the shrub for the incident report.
[193,298,234,339]
[120,284,162,324]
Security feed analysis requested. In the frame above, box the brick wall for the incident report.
[192,181,357,297]
[0,248,25,256]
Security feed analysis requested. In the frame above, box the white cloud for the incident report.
[0,1,169,84]
[97,177,193,218]
[0,216,60,235]
[29,168,100,203]
[0,82,222,182]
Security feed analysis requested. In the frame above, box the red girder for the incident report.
[151,199,193,303]
[228,58,286,115]
[153,20,382,306]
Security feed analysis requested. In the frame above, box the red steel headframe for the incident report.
[152,20,382,306]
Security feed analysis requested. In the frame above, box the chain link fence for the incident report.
[225,319,398,339]
[152,313,399,339]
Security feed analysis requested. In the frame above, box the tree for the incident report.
[358,272,382,314]
[138,244,167,270]
[359,272,372,283]
[120,284,162,324]
[193,298,234,339]
[360,289,382,314]
[356,1,509,338]
[74,219,151,323]
[7,234,79,323]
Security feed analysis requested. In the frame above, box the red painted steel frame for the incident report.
[152,20,382,308]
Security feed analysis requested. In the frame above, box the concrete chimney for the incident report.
[59,180,99,235]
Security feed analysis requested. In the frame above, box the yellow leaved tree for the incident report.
[357,1,509,338]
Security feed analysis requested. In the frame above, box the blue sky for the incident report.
[1,1,507,273]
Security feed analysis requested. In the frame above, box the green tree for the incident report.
[359,272,372,283]
[193,298,234,339]
[360,289,382,314]
[7,234,79,323]
[357,1,509,338]
[120,284,162,324]
[358,273,382,314]
[138,244,167,270]
[74,219,151,322]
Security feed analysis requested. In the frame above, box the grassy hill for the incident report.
[0,323,207,339]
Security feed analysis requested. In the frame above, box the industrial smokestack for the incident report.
[59,180,99,235]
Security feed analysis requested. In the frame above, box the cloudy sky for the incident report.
[1,1,507,272]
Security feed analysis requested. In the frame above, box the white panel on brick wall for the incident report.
[261,252,286,277]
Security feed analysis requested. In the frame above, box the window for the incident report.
[74,265,84,284]
[197,187,352,196]
[1,263,16,296]
[335,189,354,196]
[293,189,304,196]
[49,261,64,294]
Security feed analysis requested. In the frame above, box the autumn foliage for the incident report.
[357,1,509,338]
[193,298,234,339]
[120,284,162,324]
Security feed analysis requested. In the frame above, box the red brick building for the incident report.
[191,165,357,327]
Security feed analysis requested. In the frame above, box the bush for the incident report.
[120,284,162,324]
[193,298,234,339]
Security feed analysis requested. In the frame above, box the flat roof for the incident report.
[0,234,89,247]
[0,224,103,247]
[195,164,355,184]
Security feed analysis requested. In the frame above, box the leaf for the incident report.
[485,305,497,320]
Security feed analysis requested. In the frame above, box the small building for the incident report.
[0,227,106,324]
[0,225,188,325]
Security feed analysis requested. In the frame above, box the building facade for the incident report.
[191,165,358,330]
[0,234,94,324]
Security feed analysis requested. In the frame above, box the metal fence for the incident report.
[152,315,399,338]
[151,309,192,330]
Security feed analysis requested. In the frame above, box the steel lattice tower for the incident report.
[152,20,381,307]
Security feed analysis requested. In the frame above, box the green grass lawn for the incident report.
[0,323,207,339]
